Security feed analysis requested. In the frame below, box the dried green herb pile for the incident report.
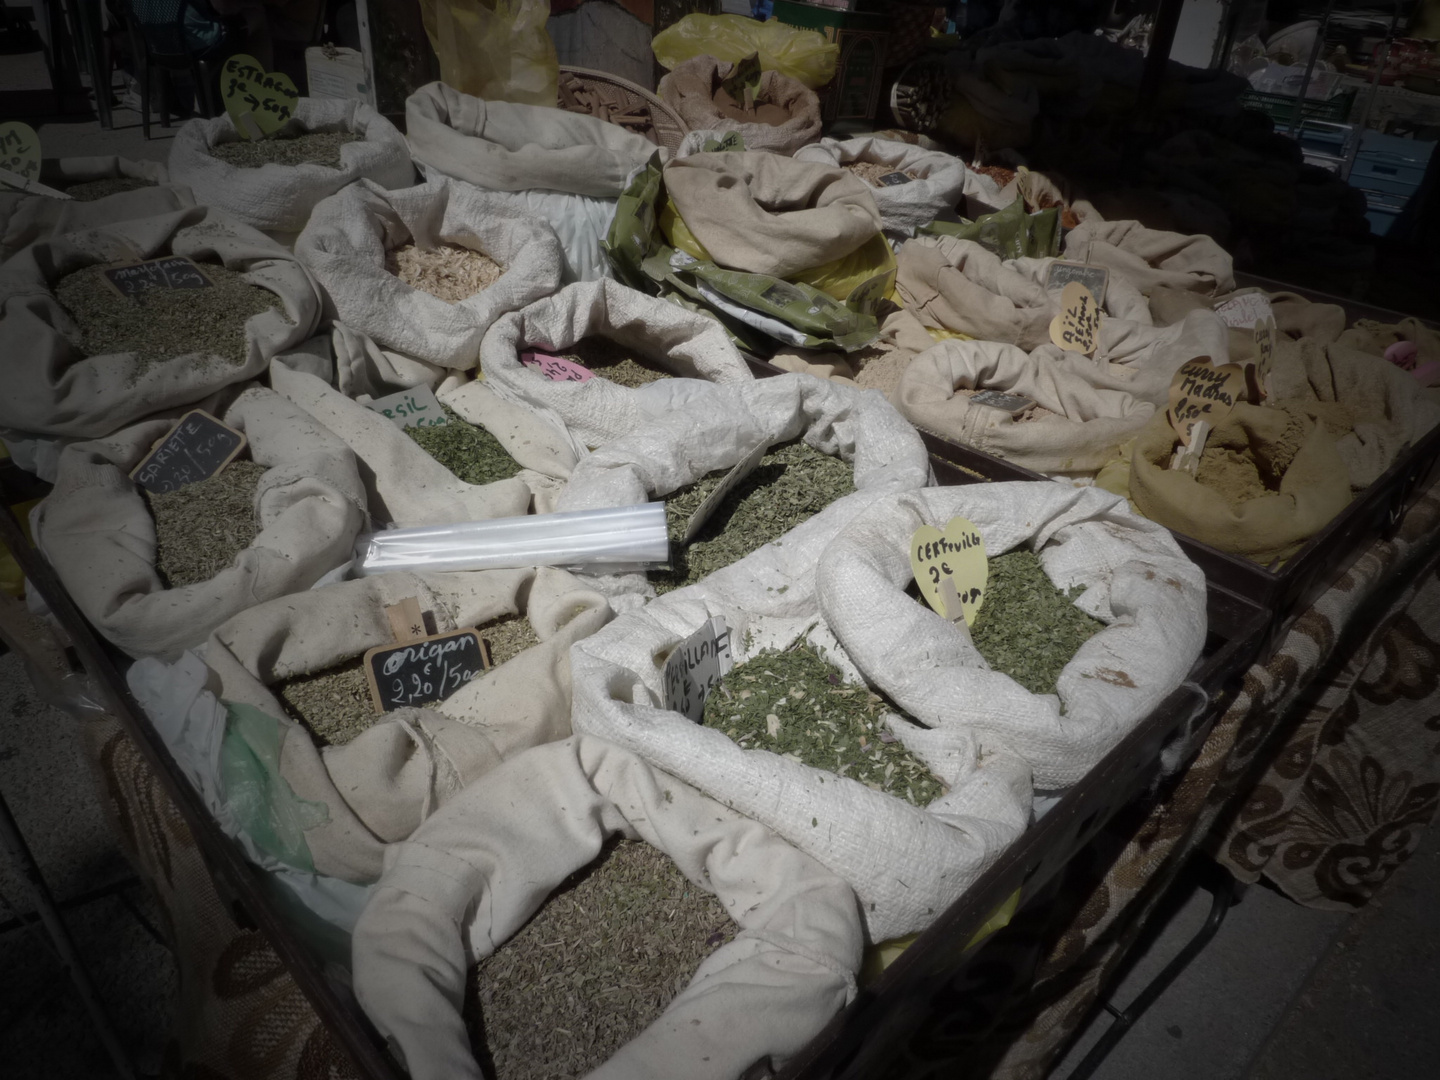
[210,130,358,169]
[562,335,674,388]
[652,440,855,594]
[55,261,278,379]
[62,177,155,201]
[143,460,266,589]
[274,615,538,745]
[406,404,524,486]
[702,639,945,807]
[467,838,734,1080]
[969,549,1106,696]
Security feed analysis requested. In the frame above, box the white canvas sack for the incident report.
[269,361,563,523]
[894,338,1155,475]
[202,566,613,882]
[819,485,1207,792]
[569,488,1030,942]
[295,178,565,368]
[552,372,932,607]
[169,98,414,234]
[33,386,366,659]
[794,135,968,239]
[0,206,322,439]
[352,736,862,1080]
[405,81,661,198]
[479,278,753,455]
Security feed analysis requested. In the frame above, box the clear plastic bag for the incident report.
[652,14,839,90]
[420,0,558,106]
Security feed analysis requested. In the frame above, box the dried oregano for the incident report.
[209,130,358,170]
[467,838,734,1080]
[55,261,279,381]
[274,615,539,745]
[143,460,267,588]
[969,549,1105,696]
[562,335,674,388]
[62,177,155,201]
[406,404,524,486]
[702,638,945,807]
[651,440,855,593]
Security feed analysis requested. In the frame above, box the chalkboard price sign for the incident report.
[364,630,489,712]
[130,410,247,494]
[103,256,213,299]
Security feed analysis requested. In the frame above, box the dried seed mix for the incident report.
[62,177,155,201]
[561,336,674,388]
[143,460,267,589]
[209,130,358,170]
[702,638,945,807]
[385,241,506,303]
[467,838,734,1080]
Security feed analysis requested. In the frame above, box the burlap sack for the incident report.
[792,135,968,238]
[168,98,414,233]
[353,736,861,1080]
[1337,316,1440,368]
[1,155,183,260]
[197,566,612,882]
[895,236,1056,349]
[294,177,564,368]
[33,386,366,659]
[326,321,459,399]
[1128,403,1353,564]
[769,308,938,397]
[405,81,659,198]
[663,151,881,280]
[1063,217,1234,296]
[894,338,1155,474]
[658,56,822,156]
[0,207,322,439]
[1149,285,1346,345]
[269,361,552,525]
[570,491,1031,943]
[478,278,753,455]
[1050,307,1231,409]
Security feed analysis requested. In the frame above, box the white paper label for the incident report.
[364,386,449,430]
[662,617,733,722]
[1214,293,1274,329]
[682,440,771,544]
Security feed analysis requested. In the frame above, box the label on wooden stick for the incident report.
[102,256,212,298]
[221,54,300,139]
[0,121,41,184]
[663,617,733,723]
[130,410,246,494]
[1048,281,1102,356]
[1045,261,1109,306]
[1168,360,1246,448]
[910,517,987,626]
[365,629,488,713]
[364,386,450,430]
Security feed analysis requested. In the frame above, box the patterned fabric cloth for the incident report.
[982,483,1440,1078]
[78,716,361,1080]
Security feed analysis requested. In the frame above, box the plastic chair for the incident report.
[121,0,222,138]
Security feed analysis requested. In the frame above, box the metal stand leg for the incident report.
[0,786,136,1080]
[1066,859,1241,1080]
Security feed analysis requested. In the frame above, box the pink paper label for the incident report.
[520,350,593,383]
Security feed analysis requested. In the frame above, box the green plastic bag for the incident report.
[652,14,839,89]
[219,702,331,873]
[920,198,1061,260]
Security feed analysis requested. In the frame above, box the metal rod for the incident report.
[1136,0,1188,110]
[1341,1,1404,183]
[0,787,136,1080]
[1288,0,1337,136]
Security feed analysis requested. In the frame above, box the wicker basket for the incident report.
[557,66,689,152]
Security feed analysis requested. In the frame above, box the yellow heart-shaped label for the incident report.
[1048,280,1102,357]
[910,516,987,626]
[221,54,300,140]
[1168,359,1246,447]
[0,121,42,184]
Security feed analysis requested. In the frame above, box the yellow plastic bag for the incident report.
[652,14,839,89]
[420,0,558,107]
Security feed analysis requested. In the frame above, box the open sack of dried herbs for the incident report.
[270,360,573,520]
[0,155,182,261]
[478,278,753,456]
[294,177,564,368]
[658,56,822,155]
[1120,320,1440,565]
[124,565,611,883]
[168,97,414,234]
[352,736,862,1080]
[551,371,932,609]
[0,206,322,441]
[793,135,970,240]
[572,482,1206,941]
[406,80,662,198]
[893,337,1156,476]
[32,386,366,659]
